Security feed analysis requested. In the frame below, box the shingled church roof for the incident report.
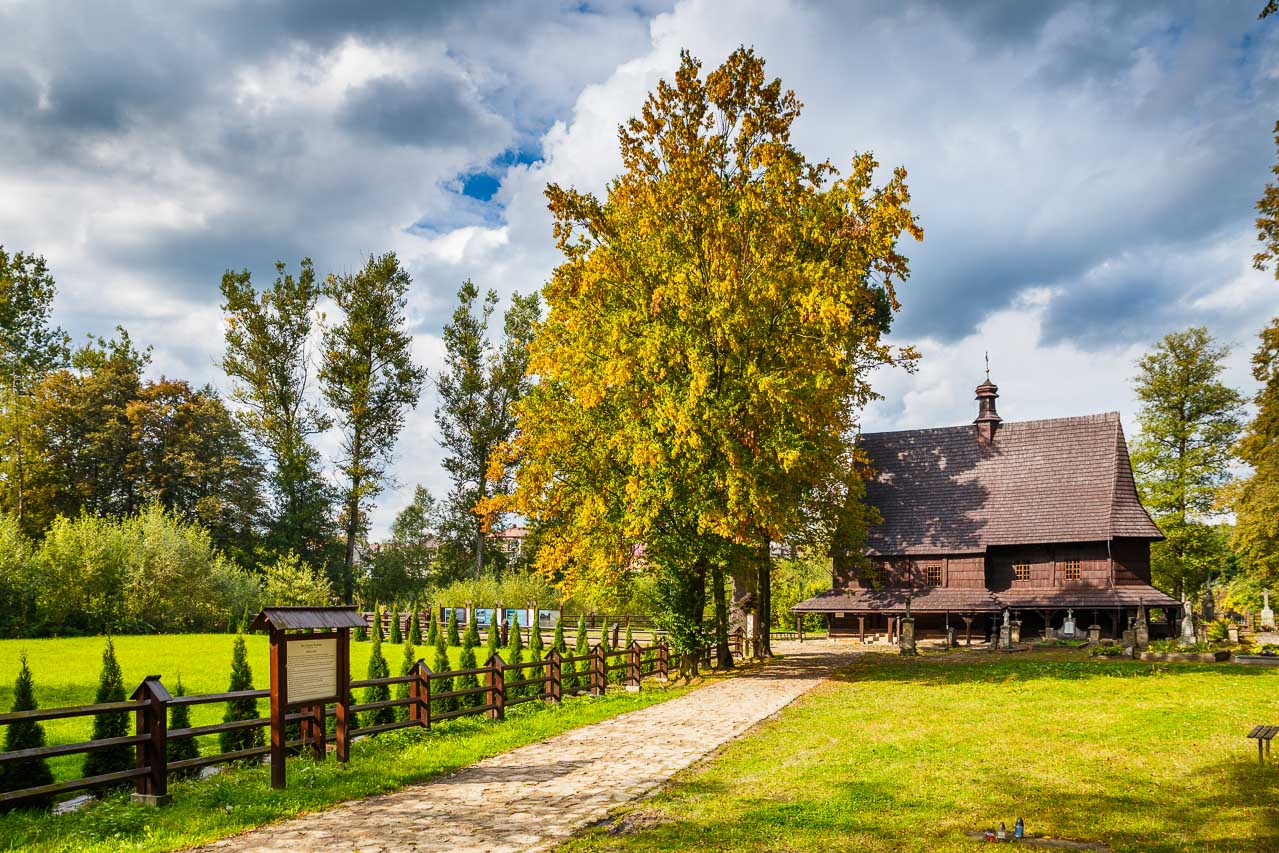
[860,411,1162,556]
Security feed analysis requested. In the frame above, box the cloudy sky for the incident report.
[2,0,1277,536]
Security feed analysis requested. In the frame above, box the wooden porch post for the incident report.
[963,615,973,646]
[858,615,866,644]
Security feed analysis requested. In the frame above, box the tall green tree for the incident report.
[434,281,539,580]
[320,252,425,604]
[1131,327,1244,598]
[1229,319,1279,597]
[0,653,54,810]
[221,259,335,572]
[512,49,919,660]
[23,330,147,533]
[0,247,69,530]
[365,485,440,603]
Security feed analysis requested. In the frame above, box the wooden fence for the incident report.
[0,636,736,809]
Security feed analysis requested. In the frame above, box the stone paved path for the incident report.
[195,642,846,853]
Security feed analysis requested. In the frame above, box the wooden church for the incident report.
[791,374,1180,642]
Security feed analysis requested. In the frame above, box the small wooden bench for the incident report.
[1247,725,1278,764]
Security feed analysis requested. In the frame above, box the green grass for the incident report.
[0,634,477,782]
[0,658,698,852]
[563,650,1279,853]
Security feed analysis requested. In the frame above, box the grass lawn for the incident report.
[563,650,1279,853]
[0,633,503,782]
[0,644,700,852]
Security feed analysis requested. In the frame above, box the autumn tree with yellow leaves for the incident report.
[509,48,921,662]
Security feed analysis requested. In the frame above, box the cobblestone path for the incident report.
[195,642,846,853]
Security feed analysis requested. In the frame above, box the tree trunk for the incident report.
[711,554,733,669]
[343,479,359,605]
[474,477,487,580]
[755,539,773,658]
[729,562,754,637]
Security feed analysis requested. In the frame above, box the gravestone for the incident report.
[1010,620,1022,645]
[1087,624,1101,644]
[1134,604,1149,651]
[899,617,917,656]
[1062,609,1076,638]
[998,610,1012,649]
[1181,606,1197,646]
[1262,591,1275,632]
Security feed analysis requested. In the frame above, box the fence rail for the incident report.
[0,633,743,808]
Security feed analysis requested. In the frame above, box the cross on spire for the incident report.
[985,351,990,381]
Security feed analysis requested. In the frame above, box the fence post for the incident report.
[487,654,506,720]
[590,644,606,695]
[130,675,171,807]
[411,660,430,728]
[624,641,639,692]
[657,638,669,682]
[546,649,562,704]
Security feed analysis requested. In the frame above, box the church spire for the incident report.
[974,355,1002,445]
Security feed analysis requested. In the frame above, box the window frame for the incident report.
[924,564,942,588]
[1061,559,1082,582]
[1013,562,1031,582]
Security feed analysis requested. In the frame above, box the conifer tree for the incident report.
[486,620,500,661]
[395,639,415,722]
[363,626,394,727]
[240,606,252,634]
[552,618,567,655]
[505,623,525,697]
[0,654,54,810]
[389,603,403,645]
[529,619,545,657]
[426,610,439,647]
[599,630,616,686]
[83,638,132,780]
[555,618,575,693]
[446,608,460,647]
[354,621,368,642]
[572,615,590,691]
[408,603,422,645]
[432,632,454,714]
[456,622,480,708]
[168,675,198,776]
[221,634,264,755]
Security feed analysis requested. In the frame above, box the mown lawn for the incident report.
[0,645,700,852]
[563,650,1279,853]
[0,633,502,782]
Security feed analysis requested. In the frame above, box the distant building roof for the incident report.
[494,526,530,539]
[860,411,1162,556]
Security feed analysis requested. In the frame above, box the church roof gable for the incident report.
[860,412,1162,555]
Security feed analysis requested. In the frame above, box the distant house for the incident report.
[792,375,1179,640]
[493,525,530,556]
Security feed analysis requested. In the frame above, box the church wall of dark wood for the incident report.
[1111,538,1153,585]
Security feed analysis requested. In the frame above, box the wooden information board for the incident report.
[285,637,338,705]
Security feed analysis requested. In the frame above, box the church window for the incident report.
[925,564,942,587]
[1062,559,1082,581]
[1013,562,1031,582]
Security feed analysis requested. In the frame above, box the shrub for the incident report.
[1261,643,1279,656]
[0,654,54,811]
[37,516,131,634]
[83,638,133,781]
[220,634,264,756]
[505,625,525,697]
[354,620,368,642]
[486,621,500,661]
[1207,618,1231,643]
[1090,642,1126,658]
[363,627,394,728]
[446,609,460,647]
[0,517,38,638]
[431,633,454,716]
[260,550,331,607]
[552,618,567,654]
[390,604,403,645]
[572,614,590,691]
[167,676,198,776]
[407,604,422,645]
[395,639,416,722]
[426,610,439,647]
[529,619,545,657]
[456,625,481,708]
